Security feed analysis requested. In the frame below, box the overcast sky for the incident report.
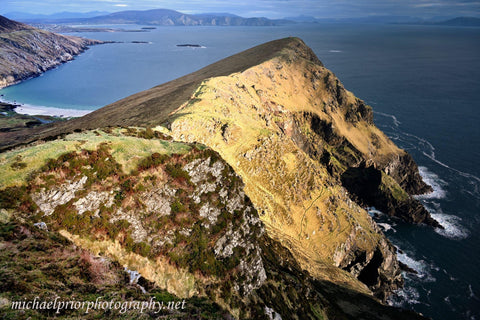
[1,0,479,18]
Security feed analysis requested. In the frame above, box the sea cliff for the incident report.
[0,15,104,89]
[0,37,434,319]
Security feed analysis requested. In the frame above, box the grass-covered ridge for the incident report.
[0,127,190,188]
[0,38,316,151]
[1,127,253,275]
[164,37,434,299]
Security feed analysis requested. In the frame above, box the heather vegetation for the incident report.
[0,127,256,284]
[0,221,229,319]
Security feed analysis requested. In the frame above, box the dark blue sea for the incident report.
[1,23,479,320]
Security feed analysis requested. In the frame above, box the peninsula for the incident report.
[0,37,435,319]
[0,15,104,89]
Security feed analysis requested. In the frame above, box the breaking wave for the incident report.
[415,166,447,200]
[374,111,480,199]
[396,249,436,282]
[367,207,384,217]
[430,212,470,240]
[374,111,402,127]
[377,222,396,233]
[388,286,422,307]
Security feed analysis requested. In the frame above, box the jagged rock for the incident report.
[32,176,88,215]
[140,186,174,216]
[199,203,221,226]
[74,190,114,216]
[109,209,148,242]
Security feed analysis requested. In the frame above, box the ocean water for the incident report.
[1,23,480,320]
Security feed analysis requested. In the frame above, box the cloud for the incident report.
[1,0,479,18]
[413,3,445,7]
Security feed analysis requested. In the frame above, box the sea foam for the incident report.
[14,104,93,117]
[396,249,436,282]
[430,211,469,240]
[415,166,447,200]
[377,222,396,233]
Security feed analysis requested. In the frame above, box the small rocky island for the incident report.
[176,44,202,47]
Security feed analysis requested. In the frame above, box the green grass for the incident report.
[380,172,409,202]
[0,137,248,280]
[0,128,192,188]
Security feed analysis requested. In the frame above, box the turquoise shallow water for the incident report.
[1,23,480,320]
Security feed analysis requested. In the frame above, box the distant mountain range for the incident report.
[3,9,479,27]
[285,15,425,24]
[285,14,480,26]
[4,9,292,26]
[433,17,480,26]
[3,11,111,21]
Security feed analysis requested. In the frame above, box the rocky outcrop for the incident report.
[384,152,433,195]
[0,15,104,89]
[0,130,266,315]
[340,165,440,227]
[289,96,438,228]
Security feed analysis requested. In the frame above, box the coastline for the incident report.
[0,98,93,117]
[13,104,93,117]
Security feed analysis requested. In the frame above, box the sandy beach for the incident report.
[0,98,93,117]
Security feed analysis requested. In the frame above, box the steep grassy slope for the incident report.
[0,220,228,319]
[158,38,437,296]
[0,38,318,150]
[0,15,103,89]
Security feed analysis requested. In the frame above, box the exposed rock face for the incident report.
[31,176,88,215]
[341,164,440,227]
[384,152,432,195]
[0,15,104,89]
[0,131,267,314]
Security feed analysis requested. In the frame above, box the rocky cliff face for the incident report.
[163,38,438,299]
[0,15,103,89]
